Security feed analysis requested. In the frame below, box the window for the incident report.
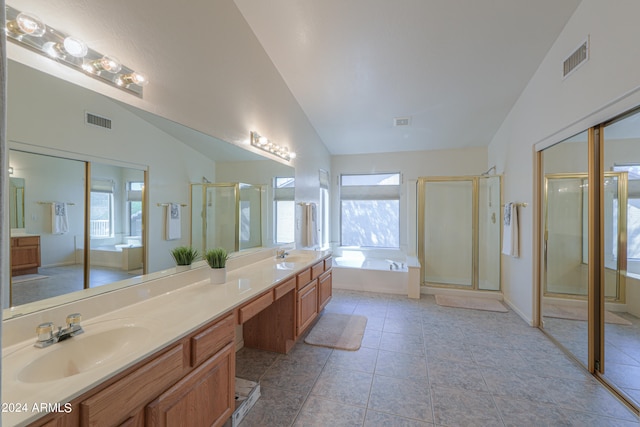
[90,179,114,238]
[319,170,330,249]
[340,173,400,247]
[127,181,143,237]
[274,177,295,244]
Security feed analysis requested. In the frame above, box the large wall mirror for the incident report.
[5,59,294,318]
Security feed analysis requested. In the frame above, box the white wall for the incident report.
[331,147,487,255]
[488,0,640,323]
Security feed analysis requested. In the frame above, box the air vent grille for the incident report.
[563,38,589,79]
[86,112,112,130]
[394,116,411,127]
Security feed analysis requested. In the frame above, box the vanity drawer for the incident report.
[311,261,324,280]
[238,291,274,324]
[296,268,312,289]
[324,256,332,271]
[191,313,235,367]
[274,276,296,300]
[81,343,188,426]
[14,236,40,246]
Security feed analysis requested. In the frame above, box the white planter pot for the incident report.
[175,264,192,272]
[210,267,227,285]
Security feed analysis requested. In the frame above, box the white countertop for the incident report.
[2,250,330,426]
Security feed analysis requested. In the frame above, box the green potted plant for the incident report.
[204,247,229,284]
[170,246,200,271]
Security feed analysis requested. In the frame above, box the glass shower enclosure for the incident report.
[418,175,502,291]
[191,183,263,254]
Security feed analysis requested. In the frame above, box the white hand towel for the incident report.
[166,203,181,240]
[502,202,519,257]
[52,202,69,234]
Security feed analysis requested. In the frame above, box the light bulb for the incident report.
[258,136,269,146]
[62,36,88,58]
[289,152,297,159]
[117,72,148,86]
[83,55,122,74]
[8,12,46,37]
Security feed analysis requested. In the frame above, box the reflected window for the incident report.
[90,179,114,238]
[274,177,295,243]
[319,169,330,249]
[340,173,400,248]
[127,181,143,237]
[613,165,640,261]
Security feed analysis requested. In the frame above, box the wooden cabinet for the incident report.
[30,314,235,427]
[11,235,41,276]
[318,270,332,312]
[297,280,318,336]
[146,342,235,427]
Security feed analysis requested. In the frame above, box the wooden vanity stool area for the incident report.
[240,255,333,354]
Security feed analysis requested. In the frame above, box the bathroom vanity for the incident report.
[10,235,41,276]
[3,249,332,427]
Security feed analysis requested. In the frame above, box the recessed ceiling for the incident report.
[234,0,582,155]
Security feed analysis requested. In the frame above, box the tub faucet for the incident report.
[276,249,289,259]
[34,313,84,348]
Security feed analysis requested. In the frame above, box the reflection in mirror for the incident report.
[602,109,640,408]
[190,182,265,254]
[9,177,25,229]
[9,150,86,306]
[88,163,145,288]
[540,130,590,367]
[5,58,294,319]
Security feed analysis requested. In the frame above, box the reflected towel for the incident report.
[502,202,519,257]
[52,202,68,234]
[166,203,181,240]
[302,203,318,248]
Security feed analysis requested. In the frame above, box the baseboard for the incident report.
[503,296,534,326]
[420,286,502,300]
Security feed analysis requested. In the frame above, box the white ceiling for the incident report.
[233,0,582,155]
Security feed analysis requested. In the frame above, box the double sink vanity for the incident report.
[3,249,332,427]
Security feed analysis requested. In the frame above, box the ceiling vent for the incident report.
[563,37,589,79]
[394,116,411,127]
[85,112,112,130]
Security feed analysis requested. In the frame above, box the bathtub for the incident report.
[331,250,421,298]
[89,244,143,271]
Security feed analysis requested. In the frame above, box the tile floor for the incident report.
[11,264,132,306]
[236,290,640,426]
[543,311,640,409]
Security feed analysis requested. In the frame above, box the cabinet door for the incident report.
[318,271,332,312]
[297,281,318,336]
[146,342,235,427]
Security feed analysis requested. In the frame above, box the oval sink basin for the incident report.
[18,326,150,383]
[276,254,315,264]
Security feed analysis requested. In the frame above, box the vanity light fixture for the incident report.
[4,4,148,97]
[250,131,296,161]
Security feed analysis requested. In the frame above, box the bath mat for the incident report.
[304,313,367,351]
[435,295,508,312]
[544,304,632,326]
[11,274,48,284]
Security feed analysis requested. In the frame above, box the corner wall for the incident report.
[488,0,640,323]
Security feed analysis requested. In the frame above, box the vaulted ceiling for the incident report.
[234,0,582,155]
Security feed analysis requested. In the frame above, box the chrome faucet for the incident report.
[34,313,84,348]
[276,249,289,259]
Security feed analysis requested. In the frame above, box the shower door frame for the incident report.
[542,172,627,303]
[417,175,503,291]
[190,183,241,254]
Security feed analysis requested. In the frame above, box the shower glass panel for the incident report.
[422,179,473,287]
[239,183,262,250]
[206,184,238,253]
[478,176,502,291]
[541,130,589,368]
